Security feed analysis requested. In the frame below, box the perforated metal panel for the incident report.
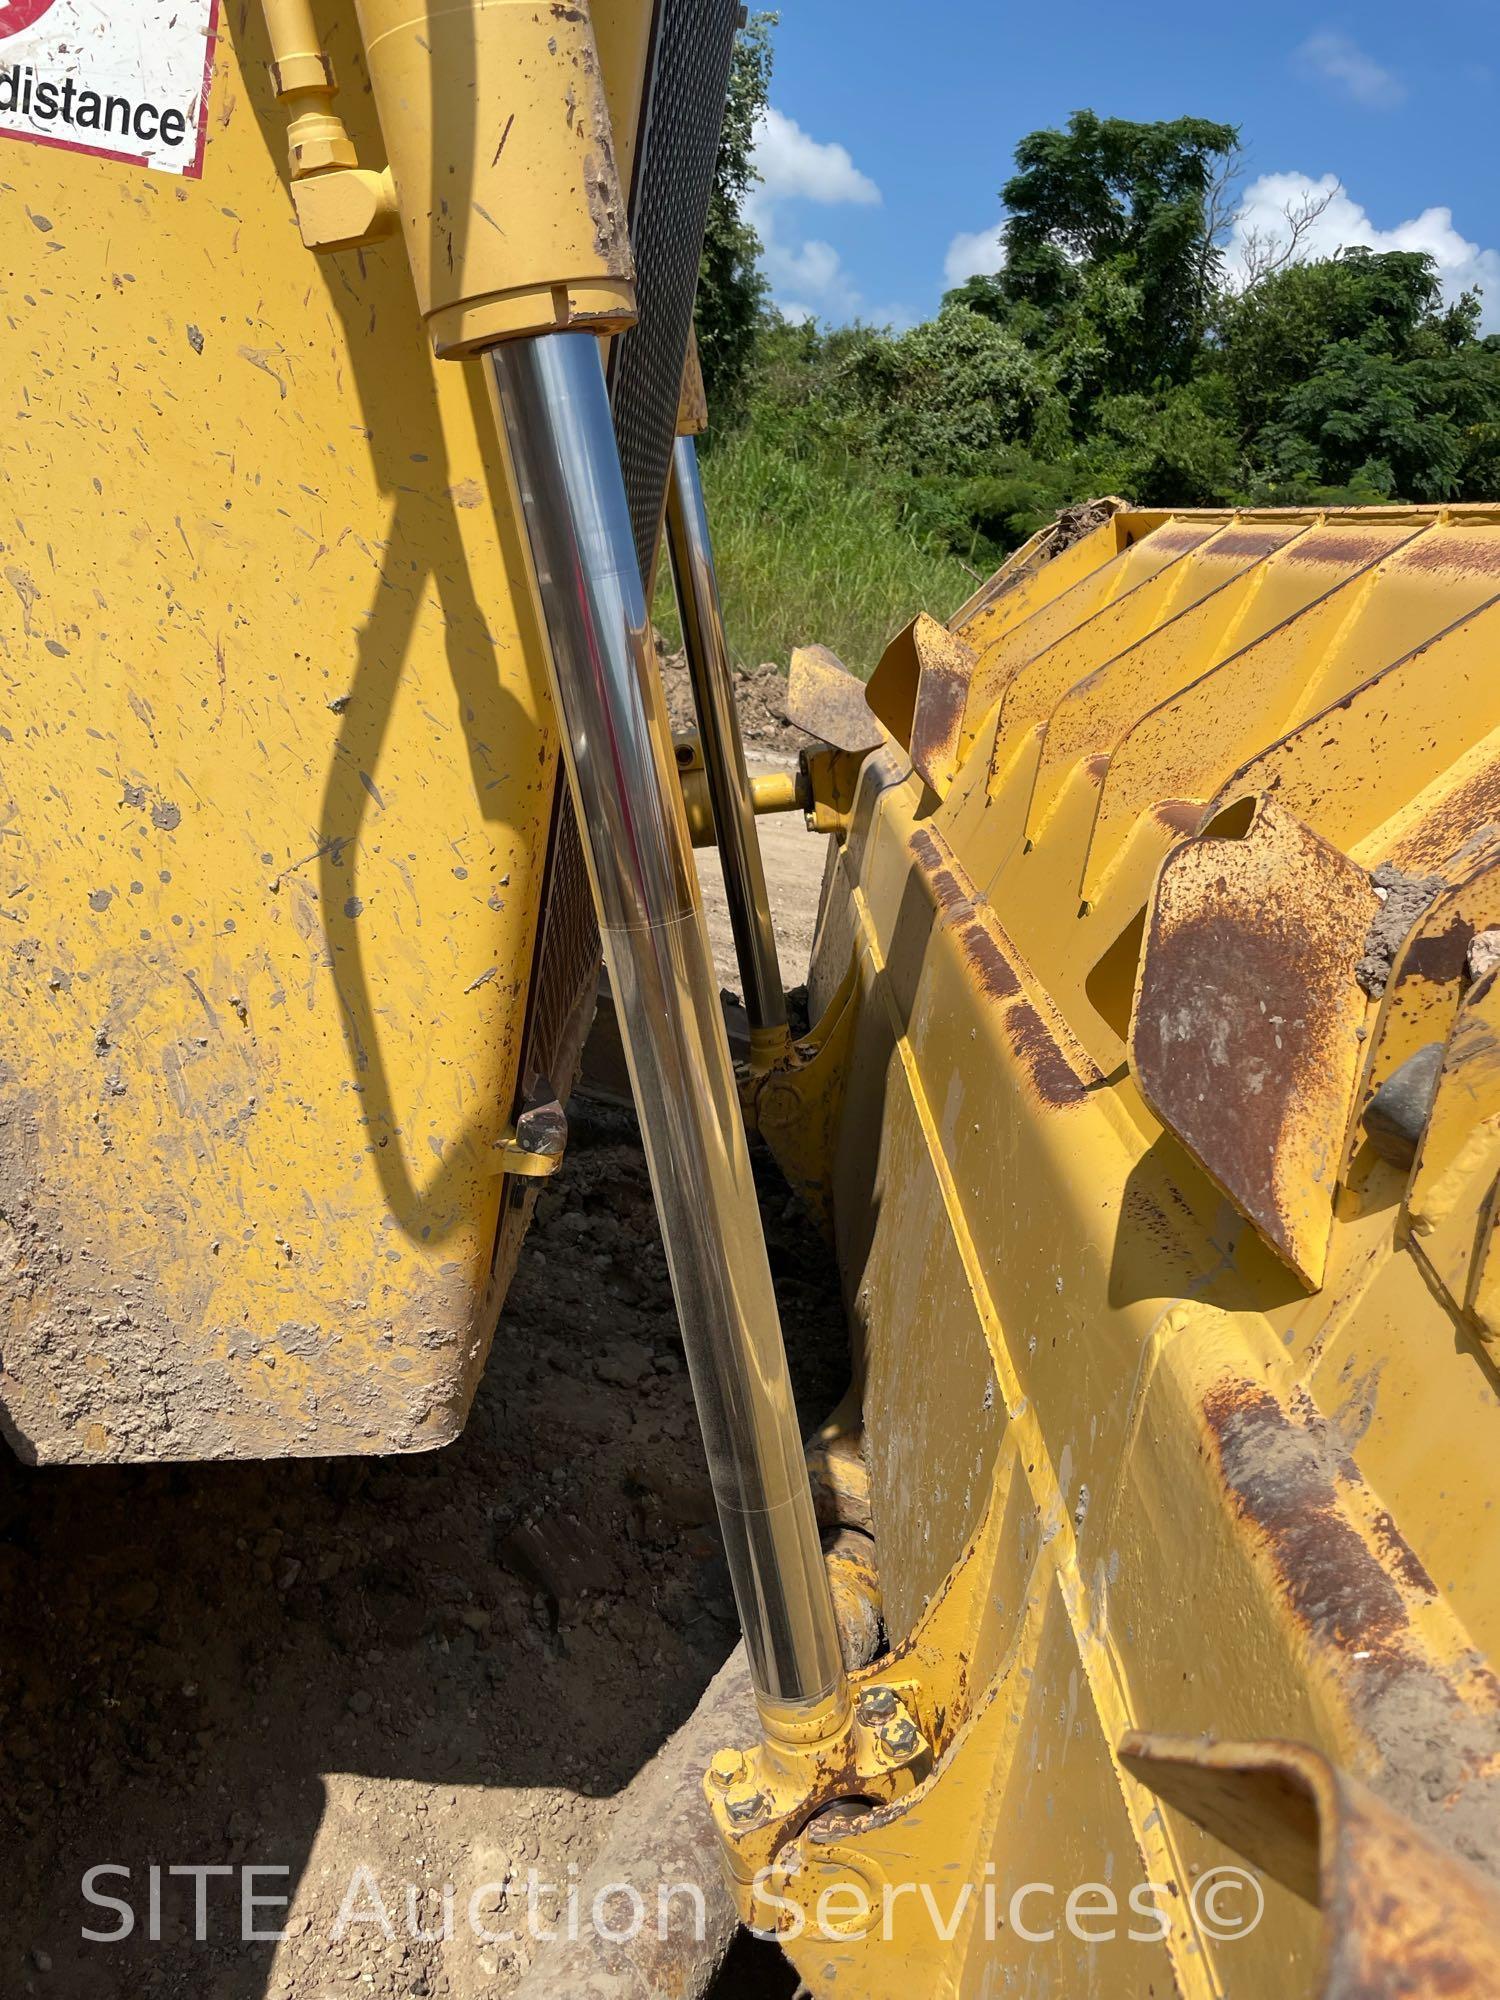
[609,0,740,595]
[514,0,736,1143]
[521,781,599,1097]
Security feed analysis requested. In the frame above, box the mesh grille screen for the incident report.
[520,785,598,1094]
[517,0,735,1122]
[609,0,740,593]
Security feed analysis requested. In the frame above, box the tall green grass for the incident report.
[654,430,978,679]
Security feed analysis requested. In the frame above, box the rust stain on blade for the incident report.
[1398,533,1500,577]
[1122,1730,1500,1998]
[1153,799,1206,836]
[1202,526,1301,561]
[1200,1376,1500,1889]
[909,827,1101,1105]
[1205,1378,1411,1669]
[863,611,976,791]
[1387,748,1500,879]
[1147,525,1223,555]
[1130,797,1378,1286]
[908,618,977,796]
[1279,528,1412,569]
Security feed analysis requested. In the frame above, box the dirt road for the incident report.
[0,672,836,2000]
[694,754,828,998]
[657,647,829,1000]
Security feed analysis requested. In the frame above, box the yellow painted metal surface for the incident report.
[340,0,636,355]
[1130,797,1378,1288]
[1120,1733,1500,1998]
[766,507,1500,1995]
[0,3,660,1461]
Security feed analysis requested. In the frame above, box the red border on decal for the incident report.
[0,0,220,178]
[0,0,57,42]
[186,0,220,180]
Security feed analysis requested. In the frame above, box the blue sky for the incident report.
[748,1,1499,330]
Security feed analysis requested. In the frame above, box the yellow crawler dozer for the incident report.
[2,0,1499,1992]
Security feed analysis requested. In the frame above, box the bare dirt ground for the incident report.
[656,647,827,997]
[0,674,837,2000]
[694,754,826,998]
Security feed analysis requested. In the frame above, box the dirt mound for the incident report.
[657,646,815,760]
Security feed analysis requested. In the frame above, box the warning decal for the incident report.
[0,0,218,177]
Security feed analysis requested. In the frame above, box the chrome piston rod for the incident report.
[486,332,848,1742]
[665,434,788,1048]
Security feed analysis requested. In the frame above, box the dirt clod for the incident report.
[593,1339,652,1388]
[1356,861,1446,998]
[657,645,815,759]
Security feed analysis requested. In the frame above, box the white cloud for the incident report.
[757,229,864,317]
[747,105,888,322]
[1296,31,1405,109]
[751,107,881,208]
[870,302,918,333]
[769,237,847,295]
[943,223,1006,288]
[1228,170,1500,330]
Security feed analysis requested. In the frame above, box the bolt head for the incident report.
[725,1790,767,1826]
[856,1684,898,1722]
[708,1749,747,1792]
[880,1715,920,1757]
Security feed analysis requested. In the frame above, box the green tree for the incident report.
[850,306,1052,477]
[999,111,1239,391]
[1078,382,1242,504]
[1216,249,1500,500]
[1218,248,1450,438]
[694,13,775,426]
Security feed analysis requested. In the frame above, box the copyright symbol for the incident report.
[1190,1865,1264,1941]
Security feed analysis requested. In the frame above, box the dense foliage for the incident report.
[689,39,1500,668]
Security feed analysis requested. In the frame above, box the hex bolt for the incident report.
[726,1791,767,1826]
[880,1715,920,1758]
[708,1749,748,1792]
[856,1685,898,1723]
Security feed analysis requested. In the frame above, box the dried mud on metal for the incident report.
[0,686,832,2000]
